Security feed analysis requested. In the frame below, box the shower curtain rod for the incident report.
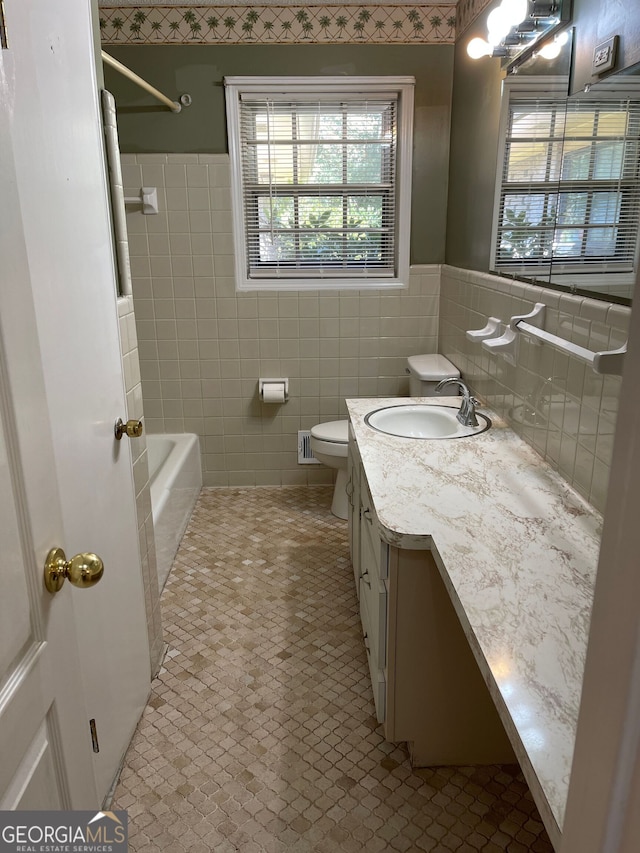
[101,51,182,113]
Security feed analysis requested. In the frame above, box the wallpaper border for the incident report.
[99,5,456,44]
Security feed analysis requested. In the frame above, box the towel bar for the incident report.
[515,320,627,375]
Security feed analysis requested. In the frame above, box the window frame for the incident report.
[490,76,640,288]
[225,76,414,292]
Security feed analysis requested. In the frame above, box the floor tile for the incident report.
[113,486,554,852]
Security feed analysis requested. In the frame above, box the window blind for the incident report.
[238,95,398,279]
[495,96,640,275]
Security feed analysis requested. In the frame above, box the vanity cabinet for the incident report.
[348,432,515,766]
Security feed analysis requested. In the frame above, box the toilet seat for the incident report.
[310,420,348,443]
[310,420,349,458]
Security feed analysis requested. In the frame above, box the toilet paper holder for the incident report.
[258,378,289,403]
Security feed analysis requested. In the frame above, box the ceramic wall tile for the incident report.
[117,296,163,674]
[126,153,440,486]
[439,265,630,512]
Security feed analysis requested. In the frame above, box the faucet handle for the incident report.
[458,391,479,427]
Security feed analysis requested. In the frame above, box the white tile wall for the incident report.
[123,153,441,487]
[118,295,163,674]
[439,266,630,512]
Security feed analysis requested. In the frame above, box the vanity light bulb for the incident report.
[467,37,494,58]
[502,0,529,27]
[538,38,562,59]
[487,5,512,44]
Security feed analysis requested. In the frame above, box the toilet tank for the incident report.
[407,354,460,396]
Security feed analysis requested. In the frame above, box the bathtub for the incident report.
[147,433,202,589]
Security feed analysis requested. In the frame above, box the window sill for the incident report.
[236,277,409,292]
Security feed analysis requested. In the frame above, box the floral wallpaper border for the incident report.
[99,5,456,44]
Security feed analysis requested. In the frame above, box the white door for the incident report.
[0,0,151,803]
[0,58,97,811]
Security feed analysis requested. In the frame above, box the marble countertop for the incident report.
[346,397,603,847]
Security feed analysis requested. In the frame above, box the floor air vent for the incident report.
[298,430,321,464]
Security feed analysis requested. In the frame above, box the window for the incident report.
[225,77,414,291]
[492,78,640,283]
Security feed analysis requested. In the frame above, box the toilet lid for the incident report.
[310,420,349,443]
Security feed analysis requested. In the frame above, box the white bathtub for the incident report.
[147,433,202,589]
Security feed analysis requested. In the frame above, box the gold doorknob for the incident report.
[114,418,143,440]
[44,548,104,594]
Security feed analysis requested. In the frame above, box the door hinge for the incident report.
[89,718,100,753]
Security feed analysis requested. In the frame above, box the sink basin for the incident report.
[365,405,491,439]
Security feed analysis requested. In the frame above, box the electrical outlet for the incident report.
[592,36,619,75]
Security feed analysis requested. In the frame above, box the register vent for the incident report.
[297,431,321,464]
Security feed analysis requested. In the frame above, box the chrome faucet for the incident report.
[435,377,479,427]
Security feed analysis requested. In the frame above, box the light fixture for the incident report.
[487,6,512,46]
[467,37,494,59]
[530,0,559,16]
[537,39,561,59]
[536,29,569,59]
[466,0,570,69]
[502,0,529,28]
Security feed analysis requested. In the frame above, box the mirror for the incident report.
[547,67,640,303]
[490,30,639,305]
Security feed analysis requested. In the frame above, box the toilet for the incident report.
[406,353,460,396]
[310,354,460,520]
[310,420,350,520]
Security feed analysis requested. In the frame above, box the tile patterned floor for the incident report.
[113,486,554,853]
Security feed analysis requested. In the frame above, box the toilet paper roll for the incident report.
[262,382,286,403]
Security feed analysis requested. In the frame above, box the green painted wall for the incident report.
[104,44,454,264]
[444,13,503,273]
